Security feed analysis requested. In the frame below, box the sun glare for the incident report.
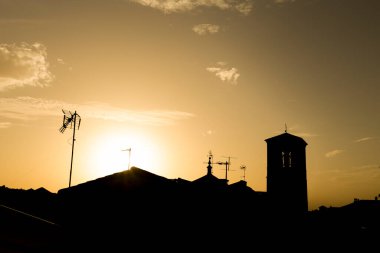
[88,132,161,178]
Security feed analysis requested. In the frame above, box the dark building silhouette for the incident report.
[4,131,380,252]
[265,131,308,214]
[191,154,228,189]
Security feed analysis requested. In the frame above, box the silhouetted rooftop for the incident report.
[265,132,307,146]
[192,172,228,186]
[57,166,173,196]
[340,199,380,210]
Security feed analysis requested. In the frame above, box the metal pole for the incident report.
[225,161,228,180]
[122,148,132,170]
[128,148,131,170]
[69,111,77,188]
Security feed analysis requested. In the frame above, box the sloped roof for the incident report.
[192,173,225,184]
[228,180,255,193]
[265,132,307,146]
[57,166,174,196]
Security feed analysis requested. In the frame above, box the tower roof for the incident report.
[265,132,307,146]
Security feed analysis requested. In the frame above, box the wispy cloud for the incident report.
[0,97,194,126]
[281,127,318,138]
[293,132,318,138]
[202,129,214,136]
[0,19,44,25]
[206,62,240,85]
[321,164,380,186]
[274,130,317,139]
[273,124,318,139]
[0,43,54,91]
[56,58,73,71]
[354,137,374,143]
[192,24,220,35]
[353,164,380,171]
[0,122,11,129]
[57,58,65,64]
[325,149,344,158]
[274,0,296,3]
[235,1,253,15]
[130,0,253,15]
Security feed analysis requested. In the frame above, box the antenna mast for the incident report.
[216,156,236,181]
[204,152,236,180]
[122,148,132,170]
[59,109,81,188]
[240,165,247,181]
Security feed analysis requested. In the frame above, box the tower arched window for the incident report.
[282,151,292,168]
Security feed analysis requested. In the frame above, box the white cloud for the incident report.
[130,0,253,15]
[354,137,374,143]
[0,97,194,126]
[0,43,54,91]
[0,122,11,128]
[235,1,253,15]
[325,149,344,158]
[192,24,220,35]
[57,58,65,64]
[206,62,240,85]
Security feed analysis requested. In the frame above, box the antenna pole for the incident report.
[68,111,77,188]
[59,109,81,188]
[128,148,131,170]
[225,161,228,180]
[122,148,132,170]
[224,156,232,180]
[240,165,246,181]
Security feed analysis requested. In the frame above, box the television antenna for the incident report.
[59,109,81,188]
[240,165,247,181]
[216,156,236,180]
[216,161,229,180]
[122,148,132,170]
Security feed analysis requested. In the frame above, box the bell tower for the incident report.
[265,131,308,214]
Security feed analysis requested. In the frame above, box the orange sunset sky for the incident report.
[0,0,379,210]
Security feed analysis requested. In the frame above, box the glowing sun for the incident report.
[88,132,161,177]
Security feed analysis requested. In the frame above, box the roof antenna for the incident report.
[59,109,81,188]
[285,123,288,133]
[216,155,236,181]
[122,148,132,170]
[240,165,247,181]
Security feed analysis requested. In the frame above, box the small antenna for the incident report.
[216,161,229,180]
[122,148,132,170]
[285,123,288,133]
[215,155,236,181]
[59,109,81,188]
[240,165,247,181]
